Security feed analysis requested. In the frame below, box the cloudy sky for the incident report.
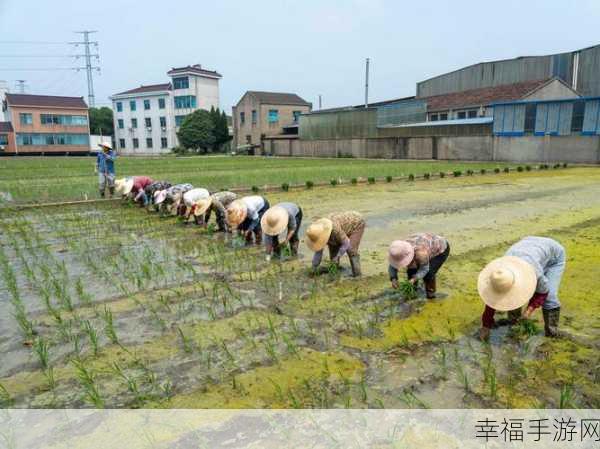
[0,0,598,111]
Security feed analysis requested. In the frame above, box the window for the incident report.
[129,100,136,111]
[161,137,168,148]
[174,95,196,109]
[131,118,138,128]
[293,110,302,122]
[571,100,585,132]
[146,138,153,148]
[15,133,89,146]
[175,115,187,126]
[118,119,124,129]
[173,77,189,89]
[159,116,167,127]
[250,109,256,124]
[468,110,478,119]
[145,118,152,128]
[240,111,245,125]
[439,113,448,121]
[20,113,33,125]
[524,104,537,133]
[158,98,166,109]
[132,138,139,149]
[457,111,466,119]
[116,102,123,112]
[268,109,279,123]
[40,114,88,126]
[0,134,8,146]
[143,99,150,110]
[430,114,438,122]
[119,138,125,149]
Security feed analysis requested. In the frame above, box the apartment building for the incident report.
[111,64,221,154]
[232,91,311,150]
[1,94,90,154]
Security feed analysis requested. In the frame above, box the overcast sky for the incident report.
[1,0,598,112]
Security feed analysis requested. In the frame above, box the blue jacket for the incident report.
[97,150,116,174]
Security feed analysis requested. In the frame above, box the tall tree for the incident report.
[177,109,215,153]
[88,107,114,136]
[214,110,231,150]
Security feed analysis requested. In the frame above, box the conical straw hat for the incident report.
[226,200,247,227]
[305,218,333,252]
[194,197,213,216]
[477,256,537,311]
[261,206,289,236]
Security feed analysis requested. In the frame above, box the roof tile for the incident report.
[5,93,88,109]
[246,91,311,106]
[113,83,172,96]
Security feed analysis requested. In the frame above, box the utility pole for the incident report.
[364,58,370,108]
[71,31,100,107]
[16,80,26,93]
[318,94,322,110]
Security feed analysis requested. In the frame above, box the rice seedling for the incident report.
[82,320,99,356]
[467,169,474,176]
[281,182,290,191]
[456,363,471,393]
[424,172,431,179]
[408,174,415,181]
[112,362,143,405]
[559,383,574,409]
[439,171,446,178]
[397,280,417,301]
[0,382,13,407]
[503,167,510,173]
[401,389,429,408]
[453,170,462,177]
[480,168,486,174]
[161,380,174,399]
[358,375,368,403]
[563,162,568,168]
[263,339,279,363]
[305,180,314,189]
[33,336,50,370]
[517,166,524,172]
[330,179,338,186]
[494,167,501,173]
[102,306,119,345]
[513,318,539,337]
[177,326,193,353]
[386,175,393,182]
[45,366,56,391]
[251,185,259,193]
[71,358,104,408]
[351,177,358,184]
[367,177,376,184]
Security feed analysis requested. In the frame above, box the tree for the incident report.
[214,110,231,150]
[88,107,114,136]
[177,109,215,153]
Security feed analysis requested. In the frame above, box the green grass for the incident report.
[0,155,514,203]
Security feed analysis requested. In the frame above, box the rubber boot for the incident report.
[349,254,362,277]
[272,240,281,257]
[254,229,263,246]
[109,186,115,198]
[99,190,105,198]
[290,240,299,256]
[543,307,561,337]
[425,278,436,299]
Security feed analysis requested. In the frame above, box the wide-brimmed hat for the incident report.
[122,178,135,195]
[226,200,248,227]
[193,197,213,217]
[261,206,289,236]
[154,189,167,205]
[98,142,112,151]
[114,178,130,196]
[388,240,415,269]
[305,218,333,252]
[477,256,537,311]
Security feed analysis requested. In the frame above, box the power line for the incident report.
[71,30,100,107]
[0,40,70,44]
[0,54,76,58]
[0,68,79,71]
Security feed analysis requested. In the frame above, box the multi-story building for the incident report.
[111,64,221,154]
[1,94,90,155]
[232,91,311,151]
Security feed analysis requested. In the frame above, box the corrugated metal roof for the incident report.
[0,121,13,132]
[380,117,493,128]
[247,91,311,106]
[114,83,171,96]
[5,93,88,109]
[167,64,222,78]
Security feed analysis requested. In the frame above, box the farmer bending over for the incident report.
[388,233,450,299]
[95,143,116,198]
[194,191,237,232]
[306,211,365,277]
[261,202,303,260]
[478,236,566,341]
[154,183,194,215]
[179,187,210,224]
[124,176,154,206]
[143,181,171,210]
[226,195,270,244]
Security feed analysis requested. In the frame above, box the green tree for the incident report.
[214,110,231,150]
[177,109,215,153]
[88,107,114,136]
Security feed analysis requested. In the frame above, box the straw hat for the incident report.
[305,218,333,252]
[477,256,537,311]
[98,142,112,151]
[154,189,167,205]
[261,206,289,236]
[193,197,213,216]
[388,240,415,269]
[122,178,135,195]
[114,178,131,196]
[226,200,248,227]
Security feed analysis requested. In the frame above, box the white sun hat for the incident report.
[477,256,537,311]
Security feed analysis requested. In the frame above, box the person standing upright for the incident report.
[96,142,116,198]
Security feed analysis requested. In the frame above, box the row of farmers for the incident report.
[113,175,566,342]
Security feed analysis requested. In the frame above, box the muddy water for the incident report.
[1,167,599,409]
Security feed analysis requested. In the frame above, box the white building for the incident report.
[110,64,221,154]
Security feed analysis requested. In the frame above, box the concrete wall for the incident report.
[264,134,600,163]
[524,79,579,101]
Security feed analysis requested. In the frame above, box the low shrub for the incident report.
[480,169,486,175]
[367,177,376,184]
[251,185,260,193]
[408,174,415,181]
[525,165,532,171]
[281,183,290,192]
[553,163,561,169]
[386,175,393,183]
[306,180,314,189]
[517,166,524,172]
[494,167,501,173]
[563,162,568,168]
[330,179,338,187]
[503,167,510,173]
[424,172,431,180]
[453,170,462,177]
[351,178,358,185]
[539,164,549,170]
[439,172,446,179]
[466,169,474,176]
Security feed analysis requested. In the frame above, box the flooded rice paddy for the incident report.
[0,167,599,409]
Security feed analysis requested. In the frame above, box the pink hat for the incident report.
[388,240,415,269]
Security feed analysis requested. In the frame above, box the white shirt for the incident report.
[183,188,210,206]
[242,195,265,221]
